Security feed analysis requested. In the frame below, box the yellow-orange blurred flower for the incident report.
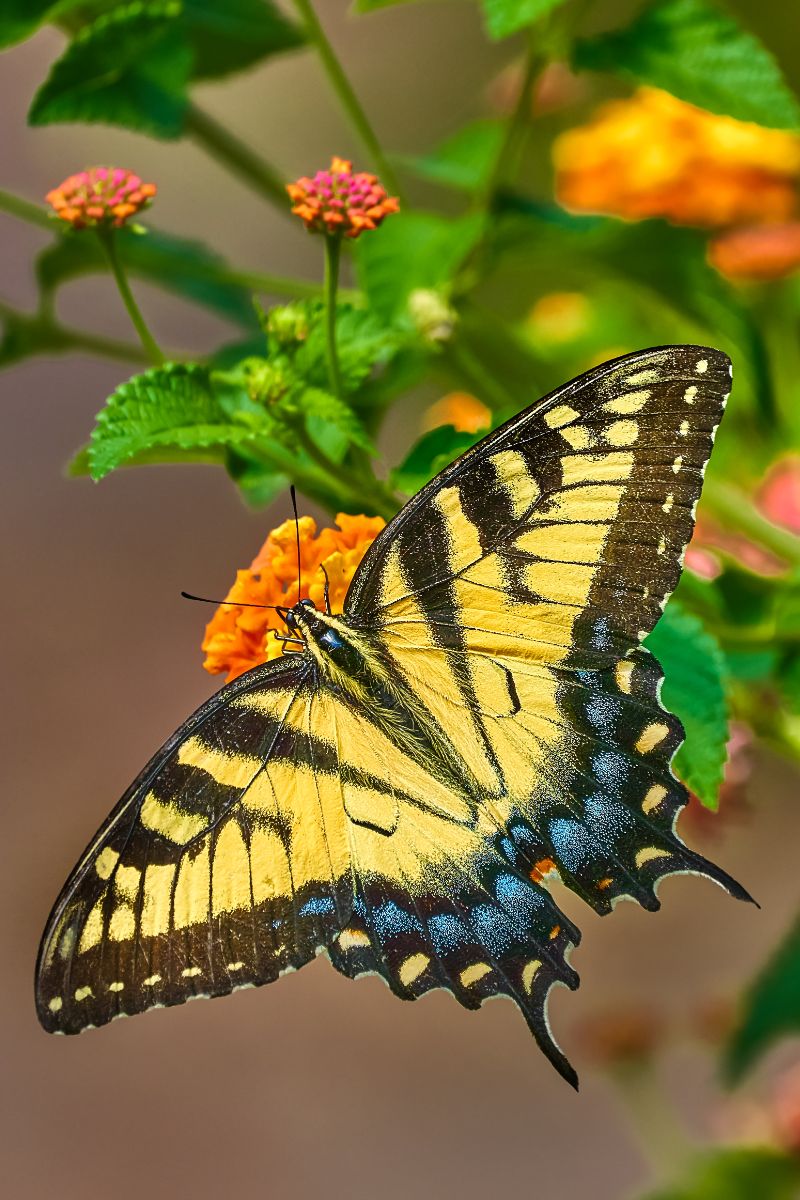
[554,88,800,228]
[202,512,385,682]
[527,291,592,344]
[422,392,491,434]
[710,223,800,280]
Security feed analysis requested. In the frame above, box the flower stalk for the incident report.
[323,234,344,400]
[185,104,289,211]
[95,226,164,366]
[290,0,404,204]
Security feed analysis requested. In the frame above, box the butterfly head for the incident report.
[281,596,317,636]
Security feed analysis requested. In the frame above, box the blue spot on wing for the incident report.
[373,900,421,939]
[549,818,593,872]
[428,912,468,955]
[470,903,519,954]
[299,896,336,916]
[592,750,629,794]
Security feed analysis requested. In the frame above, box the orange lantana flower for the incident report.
[287,157,399,239]
[422,392,491,435]
[201,513,386,682]
[46,167,156,229]
[553,88,800,228]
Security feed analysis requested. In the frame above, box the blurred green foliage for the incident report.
[3,0,800,1192]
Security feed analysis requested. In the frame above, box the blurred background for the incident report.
[3,2,800,1198]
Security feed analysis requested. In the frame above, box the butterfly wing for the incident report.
[330,346,750,1077]
[36,654,356,1034]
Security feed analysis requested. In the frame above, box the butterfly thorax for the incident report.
[288,599,484,800]
[286,601,372,681]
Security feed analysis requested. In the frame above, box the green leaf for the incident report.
[224,448,286,507]
[29,2,191,139]
[406,121,504,192]
[779,655,800,716]
[645,602,729,809]
[481,0,568,40]
[183,0,304,80]
[88,362,263,479]
[392,425,484,494]
[726,916,800,1081]
[299,388,375,454]
[357,212,484,321]
[293,304,404,394]
[573,0,800,131]
[490,206,773,419]
[37,227,260,329]
[640,1147,800,1200]
[351,0,417,11]
[0,0,87,49]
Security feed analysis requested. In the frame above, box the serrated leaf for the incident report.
[392,425,483,494]
[357,212,484,321]
[573,0,800,131]
[481,0,568,41]
[37,226,259,329]
[0,0,86,49]
[640,1147,800,1200]
[645,602,729,809]
[88,362,263,479]
[293,304,403,394]
[406,121,504,192]
[726,917,800,1083]
[29,2,191,138]
[224,447,286,508]
[299,388,375,454]
[183,0,304,80]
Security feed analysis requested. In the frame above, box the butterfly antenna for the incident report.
[290,484,302,600]
[181,590,286,615]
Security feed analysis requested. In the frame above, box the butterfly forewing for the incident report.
[345,345,748,913]
[36,656,355,1034]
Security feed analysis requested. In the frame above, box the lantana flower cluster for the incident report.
[202,513,385,681]
[45,167,156,229]
[554,87,800,280]
[287,156,399,238]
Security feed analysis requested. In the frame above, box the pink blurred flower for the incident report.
[286,156,399,239]
[759,456,800,534]
[709,223,800,281]
[46,167,156,229]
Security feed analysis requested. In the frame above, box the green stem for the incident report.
[702,476,800,568]
[0,187,53,232]
[55,323,154,364]
[0,298,153,365]
[611,1064,691,1181]
[323,235,344,399]
[185,103,288,210]
[476,39,541,212]
[96,227,165,365]
[221,266,357,303]
[295,424,399,521]
[444,340,516,412]
[291,0,404,203]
